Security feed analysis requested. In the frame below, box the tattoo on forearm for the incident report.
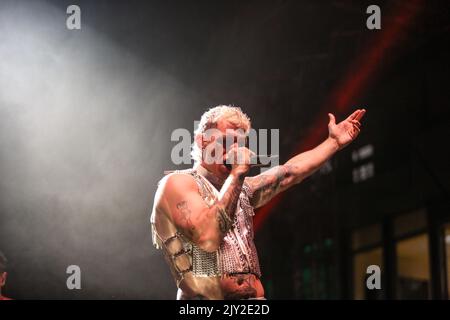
[215,174,245,236]
[176,200,197,239]
[223,176,243,219]
[217,207,233,234]
[249,165,295,207]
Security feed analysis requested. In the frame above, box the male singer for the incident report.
[151,105,365,299]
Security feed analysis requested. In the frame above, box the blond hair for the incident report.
[192,105,251,164]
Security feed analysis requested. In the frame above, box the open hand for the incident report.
[328,109,366,150]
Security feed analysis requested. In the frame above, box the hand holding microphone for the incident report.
[224,144,277,174]
[223,143,256,175]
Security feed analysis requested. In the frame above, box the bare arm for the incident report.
[246,137,339,208]
[246,109,366,208]
[157,145,254,252]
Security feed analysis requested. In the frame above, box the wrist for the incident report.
[326,136,341,152]
[229,169,247,181]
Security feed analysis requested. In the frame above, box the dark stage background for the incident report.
[0,0,449,299]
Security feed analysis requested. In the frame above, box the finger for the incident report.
[346,109,360,121]
[355,109,366,121]
[226,143,239,160]
[353,126,361,137]
[328,113,336,126]
[353,125,361,133]
[351,120,361,127]
[229,143,239,150]
[239,148,254,165]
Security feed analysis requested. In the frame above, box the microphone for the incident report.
[163,155,278,175]
[224,155,278,171]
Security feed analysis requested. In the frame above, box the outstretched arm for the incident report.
[246,109,366,208]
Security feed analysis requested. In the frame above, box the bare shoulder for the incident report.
[160,172,198,195]
[154,173,198,213]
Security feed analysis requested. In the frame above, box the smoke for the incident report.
[0,0,192,298]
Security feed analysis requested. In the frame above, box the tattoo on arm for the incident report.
[176,200,197,240]
[174,173,245,243]
[217,207,233,235]
[215,174,245,237]
[248,165,295,208]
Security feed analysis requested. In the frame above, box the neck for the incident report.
[194,163,226,189]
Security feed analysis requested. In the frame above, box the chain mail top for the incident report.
[151,167,262,288]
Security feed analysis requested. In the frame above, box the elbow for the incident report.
[197,235,221,253]
[282,167,303,186]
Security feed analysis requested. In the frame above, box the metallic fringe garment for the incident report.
[151,168,261,287]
